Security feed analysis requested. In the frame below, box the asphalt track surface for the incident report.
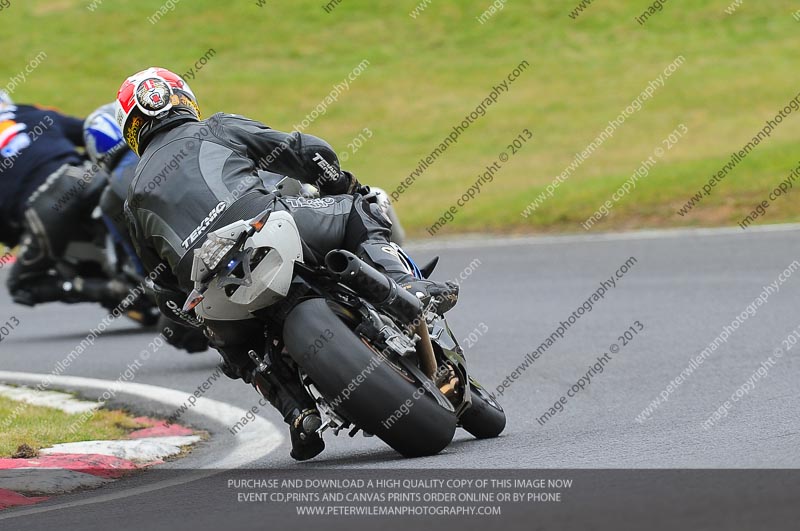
[1,226,799,530]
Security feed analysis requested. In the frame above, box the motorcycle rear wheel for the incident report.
[283,298,457,457]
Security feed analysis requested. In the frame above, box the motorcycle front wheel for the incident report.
[459,379,506,439]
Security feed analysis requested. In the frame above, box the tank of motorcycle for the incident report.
[191,211,304,321]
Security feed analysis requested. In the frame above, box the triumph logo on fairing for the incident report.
[312,152,339,182]
[182,202,227,249]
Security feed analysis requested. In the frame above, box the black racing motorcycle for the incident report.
[183,190,505,456]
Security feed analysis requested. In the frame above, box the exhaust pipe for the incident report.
[326,249,439,380]
[325,249,422,324]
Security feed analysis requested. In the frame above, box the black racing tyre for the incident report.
[459,380,506,439]
[283,298,457,457]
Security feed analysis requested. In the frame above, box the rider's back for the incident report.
[127,113,271,286]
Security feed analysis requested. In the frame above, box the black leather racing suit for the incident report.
[126,113,409,421]
[1,104,108,306]
[0,104,85,246]
[97,148,208,353]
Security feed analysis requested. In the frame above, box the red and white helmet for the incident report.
[115,67,199,155]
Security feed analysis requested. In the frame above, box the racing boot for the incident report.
[286,408,325,461]
[216,341,326,462]
[397,277,459,314]
[5,232,65,306]
[252,370,325,461]
[357,241,459,313]
[7,243,132,307]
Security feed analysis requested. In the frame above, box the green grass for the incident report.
[0,395,143,457]
[2,0,799,236]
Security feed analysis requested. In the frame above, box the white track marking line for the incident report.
[406,222,800,251]
[0,371,284,520]
[0,384,101,414]
[40,436,203,462]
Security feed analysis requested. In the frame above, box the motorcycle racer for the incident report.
[0,90,107,307]
[116,67,458,460]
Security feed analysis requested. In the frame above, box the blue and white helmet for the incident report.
[83,103,129,172]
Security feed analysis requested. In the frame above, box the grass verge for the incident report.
[2,1,799,235]
[0,395,144,457]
